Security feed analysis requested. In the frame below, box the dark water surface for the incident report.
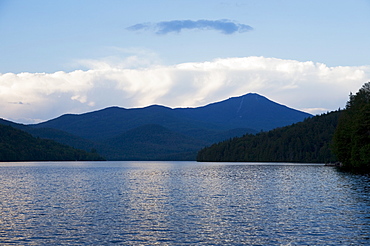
[0,161,369,245]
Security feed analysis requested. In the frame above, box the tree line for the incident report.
[197,111,340,163]
[198,82,370,172]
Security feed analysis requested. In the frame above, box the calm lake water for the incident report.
[0,161,369,245]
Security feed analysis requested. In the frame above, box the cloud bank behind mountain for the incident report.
[1,56,369,123]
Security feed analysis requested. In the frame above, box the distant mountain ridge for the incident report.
[175,93,311,130]
[34,93,311,137]
[2,93,312,160]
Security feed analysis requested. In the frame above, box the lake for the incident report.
[0,161,369,245]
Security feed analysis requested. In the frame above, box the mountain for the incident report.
[0,124,104,161]
[34,93,311,137]
[15,93,311,161]
[197,111,341,163]
[175,93,312,131]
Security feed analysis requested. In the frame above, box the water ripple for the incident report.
[0,162,369,245]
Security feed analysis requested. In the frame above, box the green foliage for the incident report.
[333,82,370,171]
[0,124,105,161]
[197,111,341,163]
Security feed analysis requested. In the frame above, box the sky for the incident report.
[1,0,370,123]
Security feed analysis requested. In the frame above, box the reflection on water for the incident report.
[0,161,369,245]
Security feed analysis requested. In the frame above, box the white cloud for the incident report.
[76,47,162,70]
[1,56,369,123]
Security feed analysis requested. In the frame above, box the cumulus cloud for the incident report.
[1,56,369,123]
[127,19,253,35]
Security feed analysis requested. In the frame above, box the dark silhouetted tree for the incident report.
[333,82,370,171]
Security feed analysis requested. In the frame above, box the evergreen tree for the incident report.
[333,82,370,171]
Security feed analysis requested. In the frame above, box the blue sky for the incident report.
[1,0,370,123]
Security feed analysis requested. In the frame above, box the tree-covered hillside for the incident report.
[197,111,341,163]
[1,93,313,161]
[34,94,311,140]
[101,124,208,160]
[0,124,104,161]
[333,82,370,171]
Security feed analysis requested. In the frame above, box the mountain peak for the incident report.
[21,92,313,160]
[232,92,271,102]
[182,92,311,130]
[34,92,311,138]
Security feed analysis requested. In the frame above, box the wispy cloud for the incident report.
[127,19,253,35]
[1,56,369,123]
[8,101,29,105]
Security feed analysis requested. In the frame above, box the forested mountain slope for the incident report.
[101,124,208,160]
[0,124,104,161]
[33,93,311,141]
[197,111,341,163]
[2,93,312,161]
